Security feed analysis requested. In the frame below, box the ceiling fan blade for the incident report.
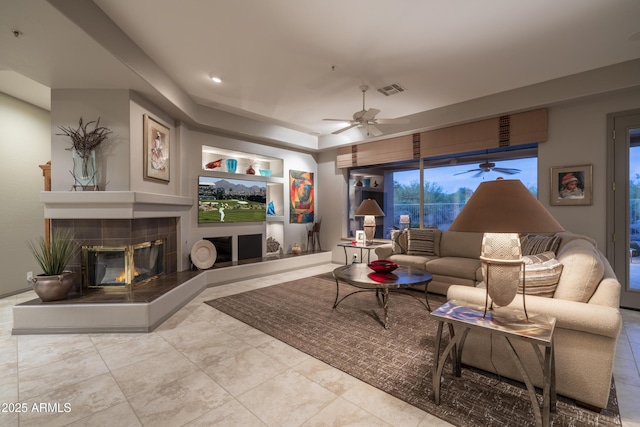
[362,108,380,121]
[332,123,359,135]
[493,168,521,174]
[453,169,480,176]
[472,170,485,178]
[367,125,383,137]
[375,118,410,124]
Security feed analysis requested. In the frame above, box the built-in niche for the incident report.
[204,236,232,263]
[238,234,262,260]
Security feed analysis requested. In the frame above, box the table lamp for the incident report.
[448,179,564,317]
[399,215,411,229]
[355,199,385,245]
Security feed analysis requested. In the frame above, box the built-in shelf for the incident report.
[201,145,287,256]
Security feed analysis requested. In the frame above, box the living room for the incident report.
[1,1,640,426]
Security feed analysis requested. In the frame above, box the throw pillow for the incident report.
[407,228,439,256]
[390,229,408,254]
[521,234,561,255]
[553,239,604,302]
[518,251,563,298]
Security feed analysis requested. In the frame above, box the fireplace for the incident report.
[82,240,165,289]
[51,217,178,292]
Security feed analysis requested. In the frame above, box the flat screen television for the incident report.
[198,176,267,223]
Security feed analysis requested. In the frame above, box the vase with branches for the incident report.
[57,117,112,189]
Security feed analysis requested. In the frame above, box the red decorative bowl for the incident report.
[368,260,399,273]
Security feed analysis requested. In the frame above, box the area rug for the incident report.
[205,273,621,427]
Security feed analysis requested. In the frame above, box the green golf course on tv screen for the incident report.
[198,176,267,223]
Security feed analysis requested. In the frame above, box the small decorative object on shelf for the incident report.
[226,158,237,173]
[267,201,276,216]
[259,169,272,177]
[206,159,223,169]
[246,163,256,175]
[291,243,302,255]
[57,117,112,191]
[266,236,281,254]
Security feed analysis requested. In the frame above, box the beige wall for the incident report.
[542,87,640,251]
[0,92,51,296]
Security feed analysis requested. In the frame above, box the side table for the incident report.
[336,241,384,264]
[430,299,556,427]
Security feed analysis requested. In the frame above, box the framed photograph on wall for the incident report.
[355,230,366,246]
[550,164,592,206]
[143,114,170,182]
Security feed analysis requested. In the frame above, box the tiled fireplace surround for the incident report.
[52,217,178,289]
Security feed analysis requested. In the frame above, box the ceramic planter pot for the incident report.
[31,272,75,302]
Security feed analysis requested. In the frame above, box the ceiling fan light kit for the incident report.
[324,85,409,136]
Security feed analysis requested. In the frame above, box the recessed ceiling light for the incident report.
[209,73,223,83]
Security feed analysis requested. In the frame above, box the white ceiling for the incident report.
[2,0,640,147]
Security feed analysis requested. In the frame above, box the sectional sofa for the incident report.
[374,229,622,410]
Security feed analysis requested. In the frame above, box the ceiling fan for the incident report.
[324,85,409,136]
[453,161,521,178]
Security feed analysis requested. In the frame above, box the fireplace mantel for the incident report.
[41,191,193,219]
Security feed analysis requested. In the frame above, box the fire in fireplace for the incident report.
[82,240,165,290]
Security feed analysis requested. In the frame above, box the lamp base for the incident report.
[363,225,375,245]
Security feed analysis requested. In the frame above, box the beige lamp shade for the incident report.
[354,199,385,217]
[448,180,564,234]
[449,179,564,316]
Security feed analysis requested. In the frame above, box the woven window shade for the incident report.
[420,117,498,157]
[509,109,548,146]
[336,146,354,168]
[356,135,413,166]
[334,109,547,168]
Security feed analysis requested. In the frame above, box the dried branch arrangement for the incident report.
[57,117,112,159]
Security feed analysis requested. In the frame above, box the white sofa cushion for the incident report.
[389,254,436,269]
[439,231,483,258]
[426,257,481,281]
[553,239,604,302]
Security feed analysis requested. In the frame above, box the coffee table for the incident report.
[332,263,433,328]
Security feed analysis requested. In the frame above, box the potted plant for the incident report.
[27,230,77,301]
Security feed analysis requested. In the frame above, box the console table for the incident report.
[430,299,556,427]
[336,241,384,264]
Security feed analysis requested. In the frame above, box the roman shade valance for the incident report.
[336,108,547,168]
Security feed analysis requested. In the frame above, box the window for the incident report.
[348,145,538,238]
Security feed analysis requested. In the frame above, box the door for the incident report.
[609,110,640,310]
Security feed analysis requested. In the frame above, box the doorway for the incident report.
[608,110,640,310]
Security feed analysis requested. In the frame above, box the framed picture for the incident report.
[355,230,366,246]
[289,170,314,223]
[550,165,592,206]
[143,114,170,182]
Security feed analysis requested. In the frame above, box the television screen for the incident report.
[198,176,267,223]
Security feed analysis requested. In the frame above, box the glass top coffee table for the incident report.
[332,263,433,328]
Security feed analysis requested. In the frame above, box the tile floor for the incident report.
[0,263,638,427]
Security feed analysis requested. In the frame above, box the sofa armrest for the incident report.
[446,285,622,339]
[375,244,393,260]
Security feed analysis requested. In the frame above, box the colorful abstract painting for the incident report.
[289,170,314,223]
